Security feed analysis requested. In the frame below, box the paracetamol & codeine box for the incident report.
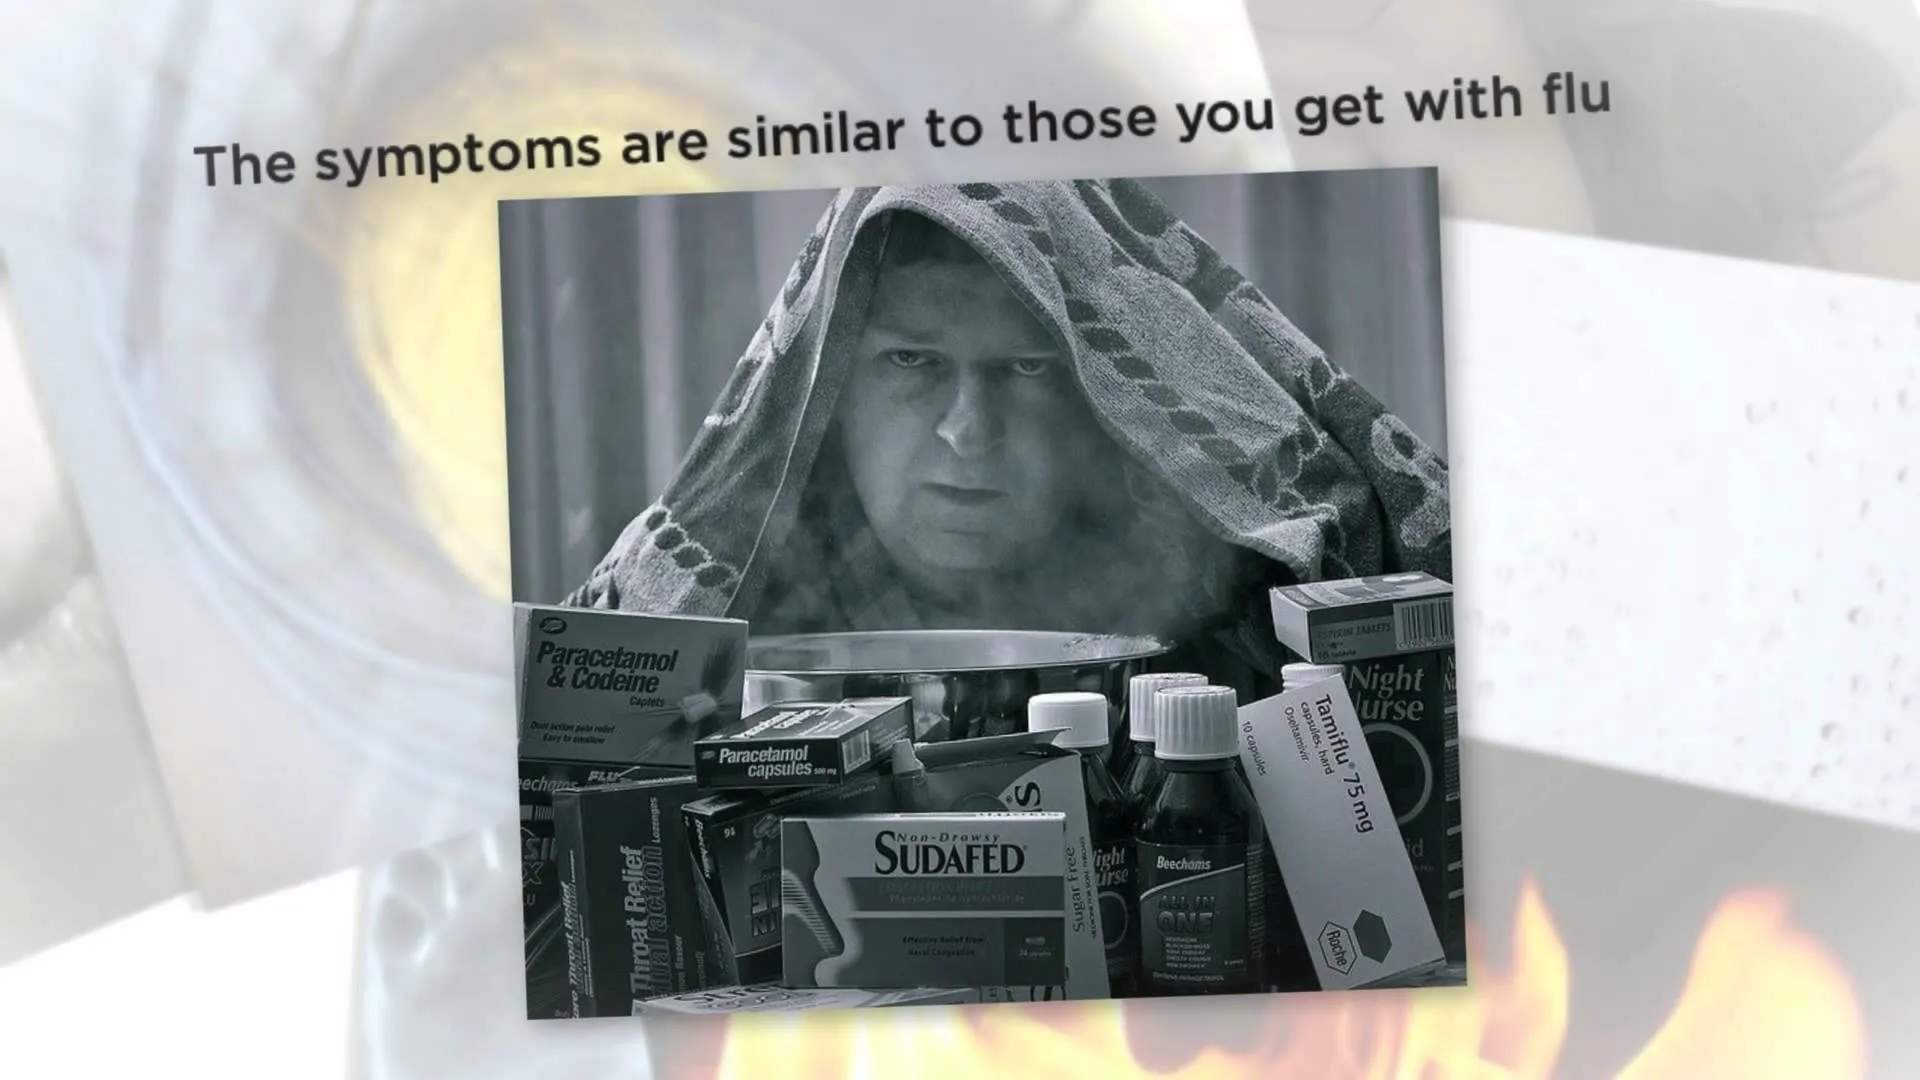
[682,771,898,985]
[693,697,912,790]
[514,603,746,1017]
[552,775,719,1018]
[515,603,748,766]
[632,984,979,1016]
[1237,682,1444,990]
[1268,573,1464,964]
[780,812,1069,994]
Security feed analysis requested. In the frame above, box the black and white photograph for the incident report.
[501,168,1466,1020]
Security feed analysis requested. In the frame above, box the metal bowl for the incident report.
[746,629,1171,745]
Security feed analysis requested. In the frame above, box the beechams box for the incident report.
[1236,679,1444,990]
[552,775,720,1018]
[682,771,898,985]
[780,812,1070,994]
[632,984,979,1016]
[1268,573,1465,964]
[889,732,1110,1000]
[692,697,912,791]
[515,603,747,1018]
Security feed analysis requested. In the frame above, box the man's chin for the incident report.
[897,532,1029,579]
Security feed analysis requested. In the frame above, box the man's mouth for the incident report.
[921,482,1006,508]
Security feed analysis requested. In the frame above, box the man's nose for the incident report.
[933,372,1003,458]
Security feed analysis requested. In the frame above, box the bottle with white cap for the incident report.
[1119,672,1207,820]
[1027,691,1137,993]
[1281,662,1346,691]
[1134,684,1267,996]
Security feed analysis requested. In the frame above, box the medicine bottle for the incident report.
[1282,662,1346,691]
[1134,684,1267,996]
[1027,691,1137,995]
[1119,672,1206,818]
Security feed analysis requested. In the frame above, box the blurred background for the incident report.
[497,170,1450,603]
[1,0,1918,1078]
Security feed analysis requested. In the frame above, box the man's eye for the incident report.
[885,349,936,369]
[1009,357,1053,377]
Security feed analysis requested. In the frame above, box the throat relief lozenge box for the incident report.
[551,775,718,1017]
[780,812,1070,994]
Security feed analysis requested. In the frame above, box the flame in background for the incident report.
[702,881,1865,1080]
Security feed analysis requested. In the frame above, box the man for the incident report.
[563,178,1452,698]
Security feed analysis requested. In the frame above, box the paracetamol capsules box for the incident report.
[1268,574,1464,964]
[693,697,912,790]
[682,771,898,985]
[514,603,746,1018]
[780,812,1069,994]
[1236,681,1445,990]
[552,775,719,1017]
[631,984,979,1016]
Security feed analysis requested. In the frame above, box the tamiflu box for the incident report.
[1268,572,1464,964]
[632,984,979,1016]
[551,775,719,1018]
[1237,679,1445,990]
[682,771,898,985]
[514,603,747,1018]
[694,697,912,791]
[780,812,1069,993]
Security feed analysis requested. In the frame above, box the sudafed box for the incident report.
[889,734,1111,1000]
[1268,573,1464,964]
[551,775,719,1017]
[682,771,898,984]
[632,984,978,1016]
[780,812,1070,994]
[693,697,912,791]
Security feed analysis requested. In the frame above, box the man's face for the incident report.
[836,256,1110,590]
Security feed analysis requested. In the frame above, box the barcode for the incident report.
[842,730,872,773]
[1392,598,1454,651]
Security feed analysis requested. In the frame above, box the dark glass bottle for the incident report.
[1134,685,1267,997]
[1119,673,1205,817]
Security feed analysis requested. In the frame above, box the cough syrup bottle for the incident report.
[1120,673,1207,817]
[1027,691,1138,996]
[1135,684,1267,996]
